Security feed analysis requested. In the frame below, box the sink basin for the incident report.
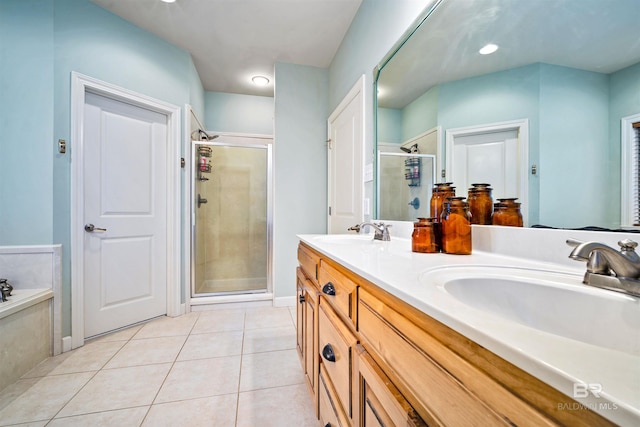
[424,266,640,356]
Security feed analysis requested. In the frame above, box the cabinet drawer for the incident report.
[298,244,319,284]
[318,260,357,324]
[356,345,427,427]
[358,288,513,426]
[319,302,357,420]
[319,364,349,427]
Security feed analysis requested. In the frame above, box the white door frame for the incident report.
[445,119,529,225]
[70,72,181,349]
[621,113,640,227]
[327,74,366,232]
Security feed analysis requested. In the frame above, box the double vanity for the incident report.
[295,226,639,426]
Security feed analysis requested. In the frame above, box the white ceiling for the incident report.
[379,0,640,109]
[91,0,363,97]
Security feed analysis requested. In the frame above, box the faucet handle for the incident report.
[347,224,362,233]
[566,238,583,248]
[619,239,638,251]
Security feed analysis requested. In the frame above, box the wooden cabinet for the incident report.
[318,302,357,424]
[319,364,350,427]
[318,260,358,326]
[355,344,426,427]
[359,288,518,426]
[296,248,320,417]
[298,243,320,285]
[296,242,615,427]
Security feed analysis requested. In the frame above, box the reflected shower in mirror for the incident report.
[374,0,640,229]
[378,150,436,221]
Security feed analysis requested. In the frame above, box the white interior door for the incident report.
[82,92,168,338]
[449,129,519,198]
[328,76,364,233]
[445,120,529,226]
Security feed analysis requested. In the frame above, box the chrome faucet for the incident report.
[348,222,392,241]
[567,239,640,297]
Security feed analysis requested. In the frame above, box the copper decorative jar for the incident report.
[468,183,493,225]
[491,198,523,227]
[430,182,455,222]
[440,197,472,255]
[412,218,440,253]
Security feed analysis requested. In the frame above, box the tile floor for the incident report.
[0,306,319,426]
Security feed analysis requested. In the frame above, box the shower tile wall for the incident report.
[379,155,406,220]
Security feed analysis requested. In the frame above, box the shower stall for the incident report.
[191,135,272,297]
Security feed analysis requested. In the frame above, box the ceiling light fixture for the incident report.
[161,0,176,3]
[479,43,499,55]
[252,76,270,86]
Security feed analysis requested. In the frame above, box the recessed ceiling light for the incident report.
[252,76,270,86]
[479,44,499,55]
[161,0,176,3]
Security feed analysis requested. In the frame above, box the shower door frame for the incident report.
[189,135,273,300]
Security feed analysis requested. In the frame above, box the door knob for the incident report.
[84,224,107,232]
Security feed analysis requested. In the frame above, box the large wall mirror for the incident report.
[374,0,640,229]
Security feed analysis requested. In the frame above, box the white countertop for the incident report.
[298,233,640,426]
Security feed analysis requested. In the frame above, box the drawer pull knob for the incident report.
[322,282,336,296]
[324,424,331,427]
[322,344,336,362]
[299,294,305,303]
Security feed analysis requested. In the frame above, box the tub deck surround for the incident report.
[298,231,640,426]
[0,245,62,393]
[0,245,62,355]
[0,291,53,392]
[0,289,54,320]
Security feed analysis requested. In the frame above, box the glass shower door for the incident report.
[192,140,271,296]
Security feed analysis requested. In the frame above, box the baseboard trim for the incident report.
[62,336,72,353]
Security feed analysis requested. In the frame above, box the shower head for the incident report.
[400,143,419,153]
[191,129,219,141]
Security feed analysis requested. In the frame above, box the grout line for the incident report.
[46,369,101,424]
[145,311,202,414]
[234,310,247,427]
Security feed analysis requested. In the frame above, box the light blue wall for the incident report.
[390,63,617,227]
[0,0,55,245]
[377,108,402,143]
[188,61,206,122]
[329,0,428,219]
[330,2,427,154]
[1,0,204,336]
[274,62,328,300]
[204,92,273,135]
[438,64,541,223]
[401,86,438,141]
[538,64,610,228]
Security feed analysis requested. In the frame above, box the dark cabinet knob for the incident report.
[322,344,336,362]
[299,294,305,304]
[325,424,331,427]
[322,282,336,296]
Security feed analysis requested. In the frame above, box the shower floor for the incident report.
[195,277,267,295]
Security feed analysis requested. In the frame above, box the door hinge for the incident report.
[327,138,332,149]
[181,157,185,168]
[329,206,332,215]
